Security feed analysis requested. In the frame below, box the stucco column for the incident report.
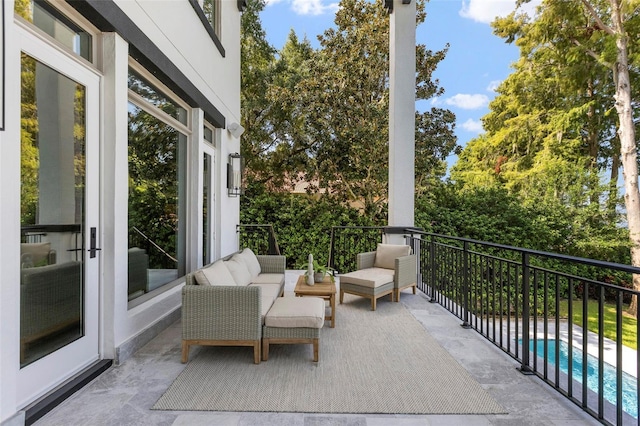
[388,0,416,240]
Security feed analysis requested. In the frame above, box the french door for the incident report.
[17,29,100,406]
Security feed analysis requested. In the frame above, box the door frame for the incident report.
[16,25,101,408]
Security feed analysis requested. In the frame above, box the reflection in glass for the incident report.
[20,53,85,367]
[128,102,186,300]
[15,0,92,61]
[128,68,188,125]
[202,0,220,38]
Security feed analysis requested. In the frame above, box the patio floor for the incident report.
[35,271,599,426]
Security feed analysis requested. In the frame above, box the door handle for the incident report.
[89,227,102,258]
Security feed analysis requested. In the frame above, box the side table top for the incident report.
[294,274,336,296]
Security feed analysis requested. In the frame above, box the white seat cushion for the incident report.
[234,248,262,280]
[251,283,282,321]
[265,297,325,329]
[224,258,252,286]
[251,273,285,285]
[373,244,411,269]
[340,267,394,288]
[193,259,236,286]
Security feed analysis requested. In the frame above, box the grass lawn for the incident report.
[558,299,637,350]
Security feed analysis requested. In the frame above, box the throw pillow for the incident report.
[194,259,236,286]
[225,257,253,286]
[373,243,411,270]
[236,248,261,280]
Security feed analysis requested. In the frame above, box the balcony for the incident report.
[32,226,635,426]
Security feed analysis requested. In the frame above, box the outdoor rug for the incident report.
[153,294,506,414]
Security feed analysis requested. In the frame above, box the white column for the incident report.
[388,0,416,237]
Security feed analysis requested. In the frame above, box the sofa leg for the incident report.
[396,289,400,302]
[371,297,376,311]
[413,285,417,294]
[313,338,319,362]
[254,341,261,364]
[181,341,190,363]
[262,339,269,361]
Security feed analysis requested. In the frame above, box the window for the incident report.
[14,0,93,62]
[201,0,221,39]
[127,64,189,301]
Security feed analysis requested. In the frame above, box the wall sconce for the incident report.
[228,122,245,139]
[227,153,244,197]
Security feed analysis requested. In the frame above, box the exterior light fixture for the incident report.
[227,153,244,197]
[237,0,247,12]
[227,122,245,138]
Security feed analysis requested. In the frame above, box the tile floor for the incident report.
[35,272,600,426]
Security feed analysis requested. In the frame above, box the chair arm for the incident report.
[256,255,286,274]
[394,254,417,289]
[181,285,262,341]
[356,251,376,270]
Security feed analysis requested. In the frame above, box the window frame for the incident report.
[126,60,192,308]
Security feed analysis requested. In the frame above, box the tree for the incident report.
[240,0,458,221]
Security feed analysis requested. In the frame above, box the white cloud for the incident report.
[462,118,484,133]
[445,94,489,110]
[487,80,501,92]
[276,0,339,15]
[459,0,540,24]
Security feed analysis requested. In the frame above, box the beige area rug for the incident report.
[153,294,506,414]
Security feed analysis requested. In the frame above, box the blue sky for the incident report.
[259,0,539,167]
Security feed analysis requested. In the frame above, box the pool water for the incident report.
[528,339,638,418]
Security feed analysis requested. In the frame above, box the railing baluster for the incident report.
[582,282,588,409]
[617,292,623,426]
[520,252,533,374]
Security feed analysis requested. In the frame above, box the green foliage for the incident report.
[241,0,458,222]
[241,183,375,268]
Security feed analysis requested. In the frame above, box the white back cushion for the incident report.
[373,244,411,270]
[235,248,261,280]
[225,257,253,286]
[193,259,236,286]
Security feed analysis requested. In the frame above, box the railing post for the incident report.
[429,234,437,302]
[519,252,534,374]
[461,241,471,328]
[329,227,336,272]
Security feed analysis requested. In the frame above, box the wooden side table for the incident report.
[294,275,336,328]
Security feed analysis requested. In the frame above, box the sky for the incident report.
[259,0,539,169]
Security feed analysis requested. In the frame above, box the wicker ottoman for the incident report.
[262,297,325,362]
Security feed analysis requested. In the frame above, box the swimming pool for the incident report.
[528,339,638,418]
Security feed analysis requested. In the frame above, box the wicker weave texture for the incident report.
[394,254,417,288]
[263,326,319,339]
[256,255,286,274]
[182,285,262,340]
[356,252,376,269]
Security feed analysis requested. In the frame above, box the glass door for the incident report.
[17,31,100,407]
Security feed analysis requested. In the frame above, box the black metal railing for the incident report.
[329,226,640,425]
[237,224,281,255]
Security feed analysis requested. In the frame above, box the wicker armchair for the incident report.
[339,244,417,310]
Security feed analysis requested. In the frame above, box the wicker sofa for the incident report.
[181,248,286,364]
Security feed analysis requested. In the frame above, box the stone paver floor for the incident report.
[35,272,600,426]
